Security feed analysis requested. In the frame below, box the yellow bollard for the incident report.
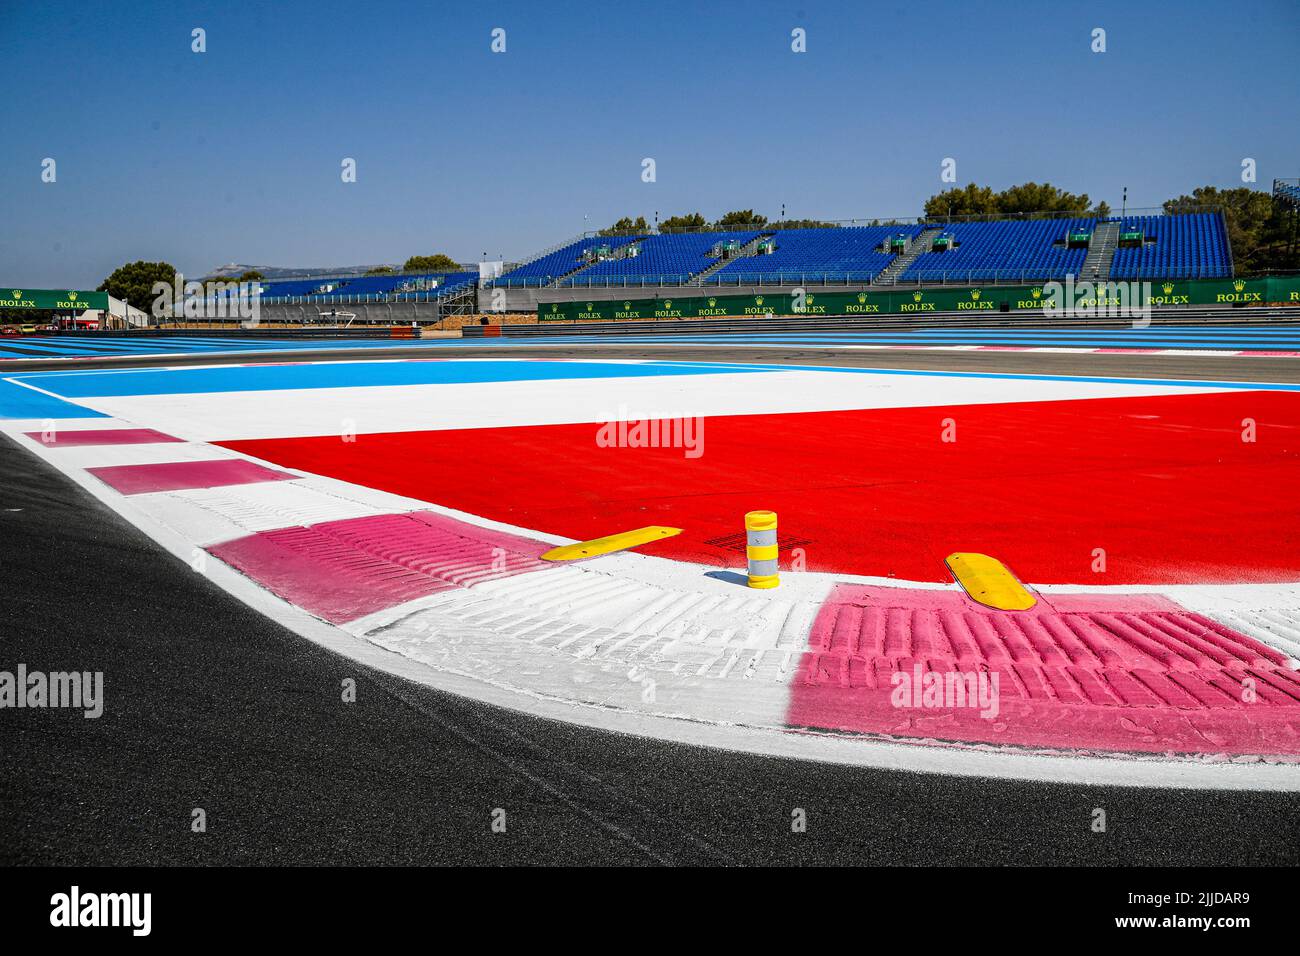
[745,510,779,589]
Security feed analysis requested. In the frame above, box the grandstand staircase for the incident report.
[1081,221,1120,281]
[546,260,597,288]
[544,235,643,288]
[872,227,943,285]
[686,234,771,286]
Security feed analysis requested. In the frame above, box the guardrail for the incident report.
[40,327,402,339]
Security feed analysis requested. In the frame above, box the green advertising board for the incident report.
[0,287,110,310]
[1141,277,1300,306]
[1267,276,1300,304]
[540,294,790,321]
[538,277,1300,321]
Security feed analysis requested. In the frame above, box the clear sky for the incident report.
[2,0,1297,286]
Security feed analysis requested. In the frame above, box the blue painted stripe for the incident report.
[6,324,1300,359]
[16,359,767,398]
[0,379,107,419]
[570,337,1299,348]
[714,361,1300,392]
[13,358,1297,408]
[469,333,1300,350]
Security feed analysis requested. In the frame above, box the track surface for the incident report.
[4,434,1300,866]
[5,342,1300,383]
[5,320,1300,362]
[3,344,1299,865]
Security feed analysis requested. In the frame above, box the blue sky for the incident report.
[2,0,1297,286]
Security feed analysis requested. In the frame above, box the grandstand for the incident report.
[1108,213,1231,279]
[490,210,1233,293]
[252,270,480,302]
[566,230,762,286]
[902,218,1097,283]
[191,267,482,325]
[496,234,643,286]
[708,225,926,284]
[189,208,1239,324]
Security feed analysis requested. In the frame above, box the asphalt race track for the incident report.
[3,341,1299,866]
[4,341,1299,385]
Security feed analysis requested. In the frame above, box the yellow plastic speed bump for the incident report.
[945,552,1037,611]
[542,526,681,562]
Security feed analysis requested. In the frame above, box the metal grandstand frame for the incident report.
[267,284,480,316]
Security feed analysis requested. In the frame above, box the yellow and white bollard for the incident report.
[745,510,779,589]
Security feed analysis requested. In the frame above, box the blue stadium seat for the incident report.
[493,235,642,285]
[708,225,924,283]
[564,231,762,285]
[1108,213,1230,279]
[902,218,1096,282]
[254,271,480,302]
[254,278,332,298]
[393,272,480,299]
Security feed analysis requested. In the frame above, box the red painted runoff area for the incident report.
[220,390,1300,585]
